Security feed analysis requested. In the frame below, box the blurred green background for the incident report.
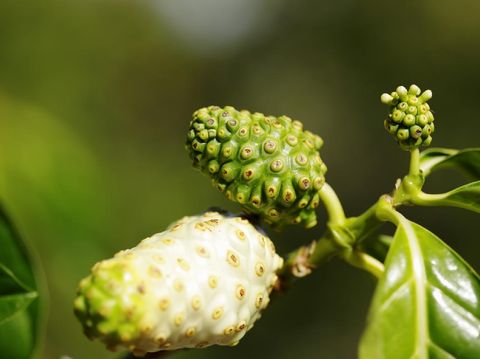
[1,0,479,358]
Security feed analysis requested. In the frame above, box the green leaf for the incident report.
[0,204,40,359]
[0,264,38,325]
[415,181,480,214]
[420,147,480,178]
[360,220,480,359]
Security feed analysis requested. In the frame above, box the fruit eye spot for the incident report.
[268,208,280,218]
[236,285,246,299]
[170,223,182,231]
[295,153,308,165]
[313,177,325,190]
[185,327,196,337]
[159,298,170,311]
[212,307,224,320]
[148,266,162,278]
[255,293,264,308]
[236,321,247,332]
[155,336,166,346]
[227,251,240,267]
[304,139,314,149]
[270,159,284,172]
[196,246,209,257]
[283,190,294,202]
[174,313,185,326]
[252,125,263,135]
[191,296,202,310]
[255,262,265,276]
[286,135,298,146]
[243,169,254,179]
[177,258,190,271]
[161,238,174,245]
[299,177,310,190]
[173,280,184,292]
[224,326,235,335]
[240,146,253,159]
[195,222,208,231]
[235,230,246,240]
[298,199,308,208]
[264,140,277,153]
[222,147,232,157]
[208,275,218,288]
[292,120,303,130]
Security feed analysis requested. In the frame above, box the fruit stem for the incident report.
[409,147,420,177]
[343,250,384,278]
[318,182,346,225]
[279,196,386,286]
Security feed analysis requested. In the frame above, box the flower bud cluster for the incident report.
[381,85,434,150]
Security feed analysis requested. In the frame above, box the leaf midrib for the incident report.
[401,219,429,359]
[0,291,38,326]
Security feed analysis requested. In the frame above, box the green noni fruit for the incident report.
[186,106,327,228]
[74,211,283,356]
[381,84,434,150]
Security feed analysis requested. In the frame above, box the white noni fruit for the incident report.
[74,211,284,356]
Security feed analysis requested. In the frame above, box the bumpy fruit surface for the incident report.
[381,84,434,150]
[186,106,327,228]
[74,212,283,356]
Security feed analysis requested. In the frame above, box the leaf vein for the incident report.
[378,279,413,313]
[428,283,480,322]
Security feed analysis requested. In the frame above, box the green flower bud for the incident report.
[186,106,327,228]
[74,212,283,355]
[381,84,435,150]
[391,109,405,123]
[410,125,423,139]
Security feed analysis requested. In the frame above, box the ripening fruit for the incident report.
[186,106,327,228]
[74,211,283,356]
[381,84,434,150]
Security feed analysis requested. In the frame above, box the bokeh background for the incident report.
[1,0,479,358]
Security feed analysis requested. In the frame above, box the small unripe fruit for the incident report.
[381,84,435,150]
[74,212,283,356]
[186,106,327,228]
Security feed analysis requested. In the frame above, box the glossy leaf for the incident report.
[420,147,480,178]
[0,264,37,325]
[415,181,480,214]
[0,205,40,359]
[360,220,480,359]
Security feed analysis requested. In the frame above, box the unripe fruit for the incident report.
[74,212,283,356]
[186,106,327,228]
[381,85,434,150]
